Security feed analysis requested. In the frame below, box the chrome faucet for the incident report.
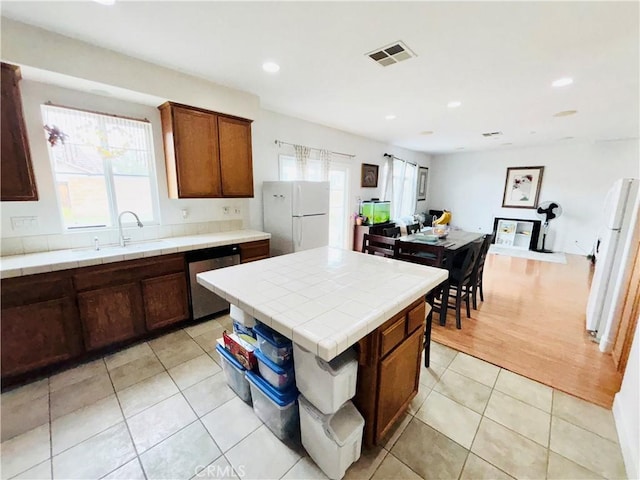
[118,211,144,247]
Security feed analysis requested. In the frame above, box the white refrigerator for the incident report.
[586,177,640,352]
[263,181,330,256]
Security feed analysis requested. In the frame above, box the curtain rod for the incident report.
[384,152,417,167]
[44,101,150,123]
[275,140,355,158]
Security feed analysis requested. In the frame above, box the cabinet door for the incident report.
[142,272,189,330]
[1,63,37,201]
[218,116,253,197]
[78,283,146,351]
[1,298,82,377]
[375,327,424,440]
[173,106,221,198]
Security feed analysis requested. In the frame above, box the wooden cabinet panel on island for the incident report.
[354,298,426,446]
[159,102,253,199]
[1,62,38,201]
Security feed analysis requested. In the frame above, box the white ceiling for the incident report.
[2,1,638,154]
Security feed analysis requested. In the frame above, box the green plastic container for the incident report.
[360,201,391,224]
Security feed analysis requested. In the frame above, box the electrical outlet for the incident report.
[11,216,39,231]
[234,207,241,215]
[222,206,230,215]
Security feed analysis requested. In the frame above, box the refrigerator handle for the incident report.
[297,184,302,216]
[299,219,304,247]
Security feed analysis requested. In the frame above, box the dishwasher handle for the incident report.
[185,244,240,263]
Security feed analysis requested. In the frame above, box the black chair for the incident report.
[396,240,449,367]
[362,234,397,258]
[471,233,495,309]
[442,239,483,329]
[406,223,421,235]
[382,226,402,238]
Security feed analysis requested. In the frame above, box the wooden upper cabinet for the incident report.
[218,116,254,197]
[158,102,253,198]
[1,62,38,201]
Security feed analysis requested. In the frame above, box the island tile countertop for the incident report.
[0,230,270,278]
[197,246,448,361]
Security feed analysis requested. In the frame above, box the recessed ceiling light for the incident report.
[447,101,462,108]
[553,110,578,117]
[530,131,537,134]
[385,114,396,120]
[552,77,573,87]
[420,130,434,135]
[93,0,116,5]
[262,62,280,73]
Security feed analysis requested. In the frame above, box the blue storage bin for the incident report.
[245,371,299,441]
[233,320,256,339]
[254,348,295,391]
[253,323,293,365]
[215,344,252,404]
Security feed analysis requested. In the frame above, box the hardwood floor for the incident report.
[431,252,622,408]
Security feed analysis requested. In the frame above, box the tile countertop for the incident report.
[197,246,448,361]
[0,230,270,278]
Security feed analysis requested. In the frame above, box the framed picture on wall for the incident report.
[361,163,379,188]
[501,166,544,209]
[416,167,428,201]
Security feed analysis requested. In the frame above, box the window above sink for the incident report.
[41,104,160,230]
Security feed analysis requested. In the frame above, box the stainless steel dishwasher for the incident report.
[186,245,240,320]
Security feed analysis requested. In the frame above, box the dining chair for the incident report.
[406,223,421,235]
[362,234,397,258]
[471,233,495,309]
[444,239,483,329]
[396,240,449,367]
[382,226,402,238]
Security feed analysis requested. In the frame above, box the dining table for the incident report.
[398,227,485,326]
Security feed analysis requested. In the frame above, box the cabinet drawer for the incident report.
[407,302,426,334]
[380,316,406,357]
[240,240,269,263]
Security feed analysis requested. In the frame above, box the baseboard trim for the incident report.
[613,393,638,480]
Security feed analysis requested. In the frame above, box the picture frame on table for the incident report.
[416,167,428,201]
[501,166,545,209]
[361,163,379,188]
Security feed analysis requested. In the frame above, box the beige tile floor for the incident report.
[0,316,627,480]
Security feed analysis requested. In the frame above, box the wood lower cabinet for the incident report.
[78,283,146,351]
[142,272,190,330]
[1,252,190,385]
[239,239,270,263]
[159,101,253,199]
[354,298,425,446]
[1,62,38,201]
[1,272,82,378]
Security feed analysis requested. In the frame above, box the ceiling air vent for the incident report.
[482,131,503,137]
[366,41,416,67]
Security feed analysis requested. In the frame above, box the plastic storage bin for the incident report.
[299,395,364,480]
[215,344,252,404]
[253,323,293,365]
[245,370,299,441]
[293,343,358,414]
[254,349,295,391]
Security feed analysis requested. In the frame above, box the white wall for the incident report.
[1,80,248,239]
[249,108,431,239]
[613,323,639,480]
[428,141,639,254]
[1,18,259,120]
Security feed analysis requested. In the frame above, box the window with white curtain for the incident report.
[41,105,159,230]
[392,159,417,219]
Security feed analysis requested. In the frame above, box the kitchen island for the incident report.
[198,246,448,445]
